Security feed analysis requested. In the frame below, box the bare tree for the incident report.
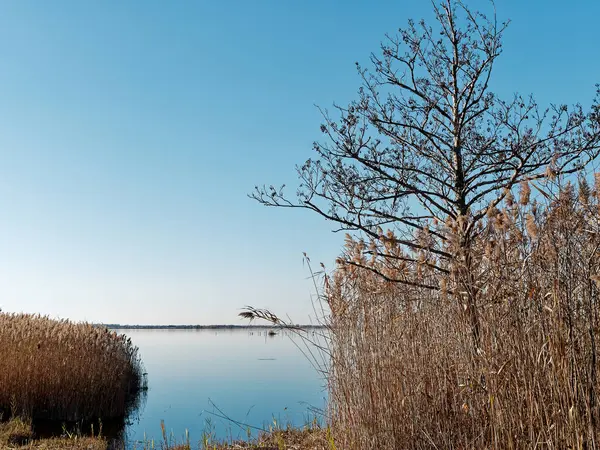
[251,0,600,348]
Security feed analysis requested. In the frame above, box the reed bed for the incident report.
[0,314,143,422]
[0,417,105,449]
[323,177,600,449]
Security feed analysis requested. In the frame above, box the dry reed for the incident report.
[0,314,143,422]
[324,177,600,449]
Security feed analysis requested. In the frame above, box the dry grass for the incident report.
[0,314,143,422]
[149,419,330,450]
[13,438,107,450]
[0,418,106,449]
[0,417,33,447]
[172,429,329,450]
[208,426,330,450]
[323,178,600,449]
[0,418,328,450]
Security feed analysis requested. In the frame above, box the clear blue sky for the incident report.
[0,1,597,325]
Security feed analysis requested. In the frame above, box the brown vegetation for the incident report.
[0,417,105,449]
[248,0,600,447]
[0,418,328,450]
[325,178,600,449]
[0,314,143,422]
[251,0,600,360]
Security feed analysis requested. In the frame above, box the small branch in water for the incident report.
[203,398,268,433]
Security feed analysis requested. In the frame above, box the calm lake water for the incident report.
[116,328,328,446]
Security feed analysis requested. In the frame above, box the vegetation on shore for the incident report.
[101,324,324,330]
[0,313,144,422]
[246,0,600,447]
[0,417,105,449]
[245,176,600,449]
[0,417,330,450]
[321,180,600,448]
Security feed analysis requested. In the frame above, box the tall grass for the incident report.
[324,176,600,449]
[0,314,144,422]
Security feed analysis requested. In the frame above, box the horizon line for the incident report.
[98,323,326,329]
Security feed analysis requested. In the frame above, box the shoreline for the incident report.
[100,324,325,330]
[0,417,328,450]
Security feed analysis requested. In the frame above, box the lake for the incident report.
[116,328,328,447]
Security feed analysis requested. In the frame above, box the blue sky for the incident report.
[0,1,597,324]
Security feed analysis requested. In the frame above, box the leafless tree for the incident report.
[251,0,600,348]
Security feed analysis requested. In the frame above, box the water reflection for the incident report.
[117,328,327,447]
[31,374,148,447]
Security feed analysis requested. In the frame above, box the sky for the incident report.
[0,0,598,325]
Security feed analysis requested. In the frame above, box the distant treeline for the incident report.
[97,324,325,330]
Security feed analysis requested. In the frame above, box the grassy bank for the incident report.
[0,418,330,450]
[0,313,144,422]
[0,418,104,449]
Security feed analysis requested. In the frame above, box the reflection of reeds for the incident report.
[0,313,144,423]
